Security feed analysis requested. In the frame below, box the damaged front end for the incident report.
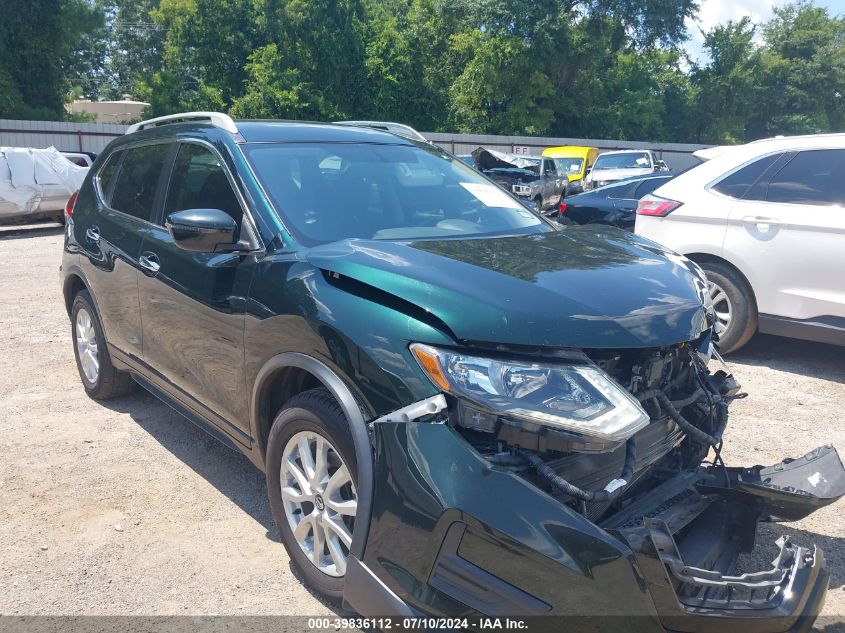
[357,336,845,631]
[471,147,543,199]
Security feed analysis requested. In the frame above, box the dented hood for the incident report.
[307,227,710,349]
[471,147,540,172]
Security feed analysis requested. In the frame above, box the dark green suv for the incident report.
[61,113,844,631]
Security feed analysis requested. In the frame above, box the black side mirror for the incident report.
[165,208,237,253]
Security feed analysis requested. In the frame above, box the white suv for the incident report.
[635,134,845,353]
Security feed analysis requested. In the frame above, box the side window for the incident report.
[711,153,783,199]
[543,159,556,176]
[96,150,124,205]
[608,181,640,200]
[765,149,845,206]
[165,143,243,228]
[110,143,171,222]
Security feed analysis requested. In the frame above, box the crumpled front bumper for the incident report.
[344,406,844,632]
[602,453,842,633]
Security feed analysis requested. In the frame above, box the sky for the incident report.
[683,0,845,62]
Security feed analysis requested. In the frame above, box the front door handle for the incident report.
[139,252,161,274]
[85,226,100,243]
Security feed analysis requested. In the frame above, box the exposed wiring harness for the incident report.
[517,436,638,503]
[516,375,745,508]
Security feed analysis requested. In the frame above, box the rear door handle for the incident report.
[85,226,100,243]
[139,252,161,274]
[742,215,782,229]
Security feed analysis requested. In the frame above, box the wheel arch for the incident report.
[250,352,374,560]
[684,252,758,308]
[63,270,89,316]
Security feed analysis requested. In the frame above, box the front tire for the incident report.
[266,388,359,602]
[71,290,135,399]
[699,262,757,354]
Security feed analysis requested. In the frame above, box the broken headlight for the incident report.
[411,344,649,441]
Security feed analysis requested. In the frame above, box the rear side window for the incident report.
[164,143,243,227]
[110,143,171,222]
[634,177,669,198]
[711,153,783,199]
[96,150,123,204]
[765,149,845,206]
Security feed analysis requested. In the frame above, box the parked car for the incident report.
[542,145,598,194]
[334,120,427,142]
[635,133,845,353]
[456,154,476,168]
[471,147,566,211]
[560,174,674,229]
[62,112,844,629]
[585,149,669,190]
[1,146,88,224]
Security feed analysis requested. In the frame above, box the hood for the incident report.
[589,167,653,182]
[486,169,537,187]
[306,229,710,350]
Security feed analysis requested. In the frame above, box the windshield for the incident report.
[245,142,547,246]
[553,158,584,175]
[593,152,652,170]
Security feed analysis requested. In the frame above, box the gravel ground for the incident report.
[0,224,843,625]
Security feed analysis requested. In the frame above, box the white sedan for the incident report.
[635,133,845,353]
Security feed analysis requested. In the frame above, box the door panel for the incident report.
[725,201,845,320]
[137,228,255,438]
[78,205,146,362]
[723,149,845,321]
[137,142,254,439]
[77,143,172,363]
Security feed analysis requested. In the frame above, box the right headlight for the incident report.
[410,344,649,442]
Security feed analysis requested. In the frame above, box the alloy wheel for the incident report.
[707,280,733,335]
[280,431,357,577]
[75,308,99,384]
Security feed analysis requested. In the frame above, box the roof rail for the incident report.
[125,111,238,135]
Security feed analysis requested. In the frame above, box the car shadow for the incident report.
[0,222,63,240]
[98,388,355,616]
[727,333,845,386]
[98,388,278,540]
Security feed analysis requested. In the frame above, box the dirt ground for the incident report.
[0,223,843,625]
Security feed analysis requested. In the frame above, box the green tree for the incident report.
[229,44,338,120]
[750,1,845,137]
[448,31,554,134]
[0,0,103,119]
[690,18,760,143]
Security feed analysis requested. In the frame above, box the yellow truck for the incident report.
[542,146,598,195]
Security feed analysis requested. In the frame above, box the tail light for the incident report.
[64,191,79,219]
[636,194,681,217]
[559,201,567,215]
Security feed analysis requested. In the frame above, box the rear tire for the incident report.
[266,388,359,603]
[699,262,757,354]
[71,290,135,399]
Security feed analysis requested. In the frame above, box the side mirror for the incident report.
[165,208,237,253]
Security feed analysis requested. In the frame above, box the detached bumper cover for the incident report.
[352,405,842,632]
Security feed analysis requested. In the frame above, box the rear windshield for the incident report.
[244,142,547,246]
[594,152,652,170]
